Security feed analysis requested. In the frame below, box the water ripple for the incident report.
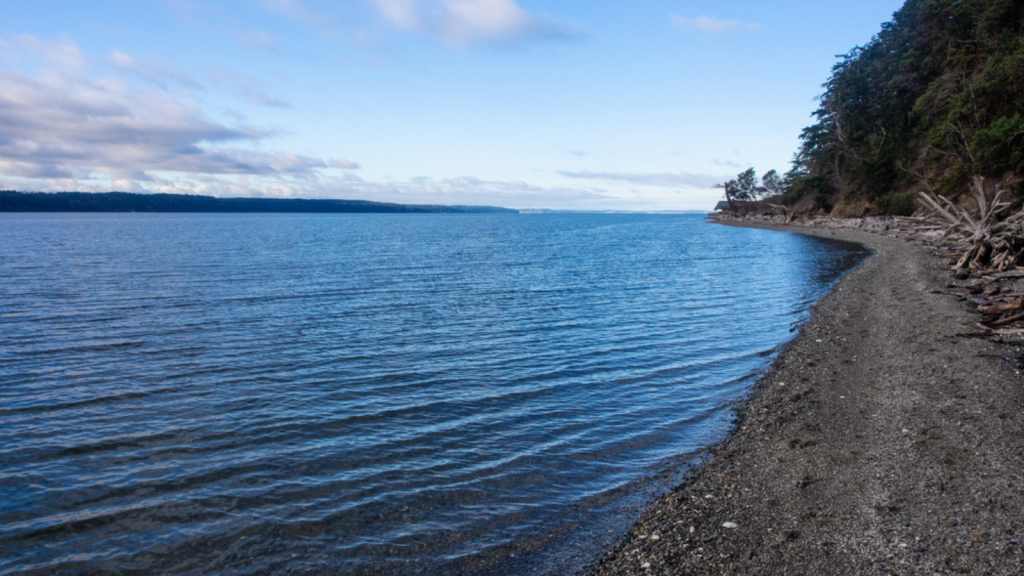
[0,213,866,575]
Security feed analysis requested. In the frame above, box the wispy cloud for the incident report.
[670,15,760,34]
[299,174,615,208]
[712,158,742,169]
[330,158,362,169]
[243,0,579,48]
[251,0,342,40]
[558,170,727,189]
[107,50,201,90]
[1,35,86,67]
[235,28,280,52]
[369,0,580,46]
[206,67,290,108]
[258,0,315,22]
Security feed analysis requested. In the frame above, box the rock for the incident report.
[723,522,739,529]
[956,268,971,280]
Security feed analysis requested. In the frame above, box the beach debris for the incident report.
[640,561,651,570]
[916,177,1024,271]
[722,522,739,529]
[977,300,1022,315]
[955,287,1024,334]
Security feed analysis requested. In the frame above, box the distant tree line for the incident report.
[0,191,518,214]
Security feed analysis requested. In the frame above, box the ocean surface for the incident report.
[0,213,867,575]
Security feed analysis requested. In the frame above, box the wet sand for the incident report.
[588,224,1024,575]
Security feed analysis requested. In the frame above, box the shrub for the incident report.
[875,192,918,215]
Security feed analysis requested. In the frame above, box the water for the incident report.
[0,213,867,575]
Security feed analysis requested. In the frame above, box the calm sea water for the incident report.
[0,213,866,575]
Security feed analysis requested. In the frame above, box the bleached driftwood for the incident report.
[917,176,1024,270]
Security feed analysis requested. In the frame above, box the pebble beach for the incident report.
[588,221,1024,575]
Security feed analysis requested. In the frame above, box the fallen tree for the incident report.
[915,176,1024,271]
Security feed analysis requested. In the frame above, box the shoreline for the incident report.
[587,221,1024,575]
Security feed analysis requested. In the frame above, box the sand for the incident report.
[587,224,1024,575]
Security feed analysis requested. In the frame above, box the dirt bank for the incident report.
[588,225,1024,575]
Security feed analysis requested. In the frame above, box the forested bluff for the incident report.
[0,191,517,214]
[721,0,1024,217]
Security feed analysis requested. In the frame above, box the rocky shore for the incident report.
[587,219,1024,575]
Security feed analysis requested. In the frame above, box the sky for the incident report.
[0,0,906,211]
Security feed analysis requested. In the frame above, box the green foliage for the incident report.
[784,175,833,206]
[814,194,834,214]
[787,0,1024,214]
[972,114,1024,177]
[717,168,768,205]
[875,192,919,215]
[762,170,784,196]
[735,168,762,200]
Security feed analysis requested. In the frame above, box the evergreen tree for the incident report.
[786,0,1024,211]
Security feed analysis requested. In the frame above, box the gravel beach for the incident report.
[588,224,1024,575]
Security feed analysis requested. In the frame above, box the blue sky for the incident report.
[0,0,905,210]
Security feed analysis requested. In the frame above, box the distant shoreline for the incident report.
[589,221,1024,574]
[0,191,518,214]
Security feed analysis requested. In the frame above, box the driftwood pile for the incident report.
[916,176,1024,271]
[955,269,1024,337]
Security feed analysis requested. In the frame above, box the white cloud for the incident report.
[370,0,578,46]
[670,15,760,34]
[330,158,362,169]
[0,167,623,210]
[558,170,728,189]
[0,38,613,208]
[0,67,322,185]
[0,56,614,208]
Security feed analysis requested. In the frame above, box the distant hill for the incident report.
[0,191,518,214]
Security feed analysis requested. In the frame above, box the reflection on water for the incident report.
[0,213,867,575]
